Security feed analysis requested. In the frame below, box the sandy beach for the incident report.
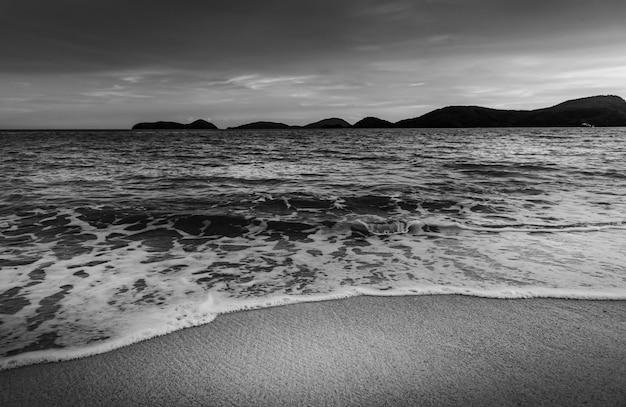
[2,295,625,406]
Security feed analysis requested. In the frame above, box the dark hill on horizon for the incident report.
[229,118,352,130]
[303,118,351,129]
[132,119,218,130]
[131,95,626,130]
[353,117,394,128]
[228,121,293,130]
[396,95,626,128]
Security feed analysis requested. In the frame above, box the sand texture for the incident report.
[2,295,625,406]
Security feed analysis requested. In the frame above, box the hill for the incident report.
[396,95,626,127]
[184,119,219,129]
[229,121,293,130]
[132,119,218,130]
[353,117,394,128]
[304,118,351,129]
[131,95,626,130]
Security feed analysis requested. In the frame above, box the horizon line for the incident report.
[2,94,624,131]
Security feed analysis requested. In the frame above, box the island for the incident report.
[396,95,626,128]
[303,118,351,129]
[132,95,626,130]
[227,121,293,130]
[132,119,218,130]
[353,117,394,128]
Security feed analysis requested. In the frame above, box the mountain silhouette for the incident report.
[353,117,394,128]
[396,95,626,128]
[304,118,351,129]
[132,95,626,130]
[184,119,219,129]
[132,119,218,130]
[228,121,293,130]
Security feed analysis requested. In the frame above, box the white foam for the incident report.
[2,282,625,371]
[458,222,626,234]
[2,210,626,371]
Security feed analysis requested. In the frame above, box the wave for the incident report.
[346,218,626,236]
[457,221,626,234]
[3,205,624,248]
[445,162,561,174]
[2,209,625,371]
[2,285,625,371]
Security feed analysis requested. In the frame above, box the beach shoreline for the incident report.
[2,295,625,406]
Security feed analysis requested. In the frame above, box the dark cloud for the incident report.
[3,0,623,74]
[1,1,359,73]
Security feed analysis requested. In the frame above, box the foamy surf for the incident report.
[2,207,625,371]
[3,281,625,371]
[349,217,626,236]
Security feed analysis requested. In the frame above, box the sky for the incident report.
[1,0,625,129]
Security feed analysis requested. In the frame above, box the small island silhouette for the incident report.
[132,95,626,130]
[132,119,218,130]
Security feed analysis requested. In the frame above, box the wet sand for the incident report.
[2,295,625,406]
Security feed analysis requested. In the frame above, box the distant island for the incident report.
[303,118,351,129]
[396,95,626,128]
[132,119,218,130]
[353,117,394,128]
[228,121,293,130]
[131,95,626,130]
[224,117,352,130]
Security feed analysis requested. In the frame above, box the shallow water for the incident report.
[1,127,625,369]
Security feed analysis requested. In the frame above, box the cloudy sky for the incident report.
[1,0,625,129]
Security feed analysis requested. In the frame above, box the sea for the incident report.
[1,127,625,370]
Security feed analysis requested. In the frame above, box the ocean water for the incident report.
[1,127,625,369]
